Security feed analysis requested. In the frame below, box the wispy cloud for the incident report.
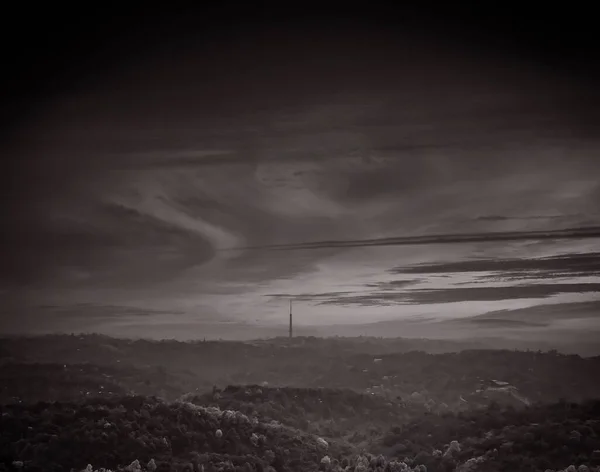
[313,283,600,306]
[391,252,600,277]
[238,226,600,252]
[475,214,576,222]
[433,301,600,341]
[463,301,600,325]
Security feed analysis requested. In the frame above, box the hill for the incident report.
[2,394,600,472]
[185,385,429,450]
[378,399,600,472]
[2,335,600,408]
[0,395,340,472]
[2,335,600,471]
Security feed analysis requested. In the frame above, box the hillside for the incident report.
[377,399,600,472]
[185,385,429,450]
[2,335,600,471]
[0,362,205,405]
[0,395,342,472]
[1,335,600,408]
[2,394,600,472]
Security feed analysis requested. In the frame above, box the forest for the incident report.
[1,335,599,472]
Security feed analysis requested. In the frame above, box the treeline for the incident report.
[350,349,600,404]
[185,385,428,448]
[0,362,207,404]
[0,395,336,472]
[379,400,600,472]
[2,393,600,472]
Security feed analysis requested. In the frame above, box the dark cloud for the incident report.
[266,292,355,302]
[317,283,600,306]
[364,280,423,290]
[391,252,600,279]
[394,283,600,305]
[466,301,600,324]
[1,201,216,289]
[316,293,403,307]
[37,304,187,319]
[475,214,573,222]
[244,227,600,252]
[432,301,600,335]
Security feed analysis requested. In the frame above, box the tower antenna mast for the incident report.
[289,299,293,339]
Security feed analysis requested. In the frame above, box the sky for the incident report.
[1,6,599,343]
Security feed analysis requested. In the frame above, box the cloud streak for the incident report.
[319,283,600,306]
[237,226,600,252]
[392,252,600,277]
